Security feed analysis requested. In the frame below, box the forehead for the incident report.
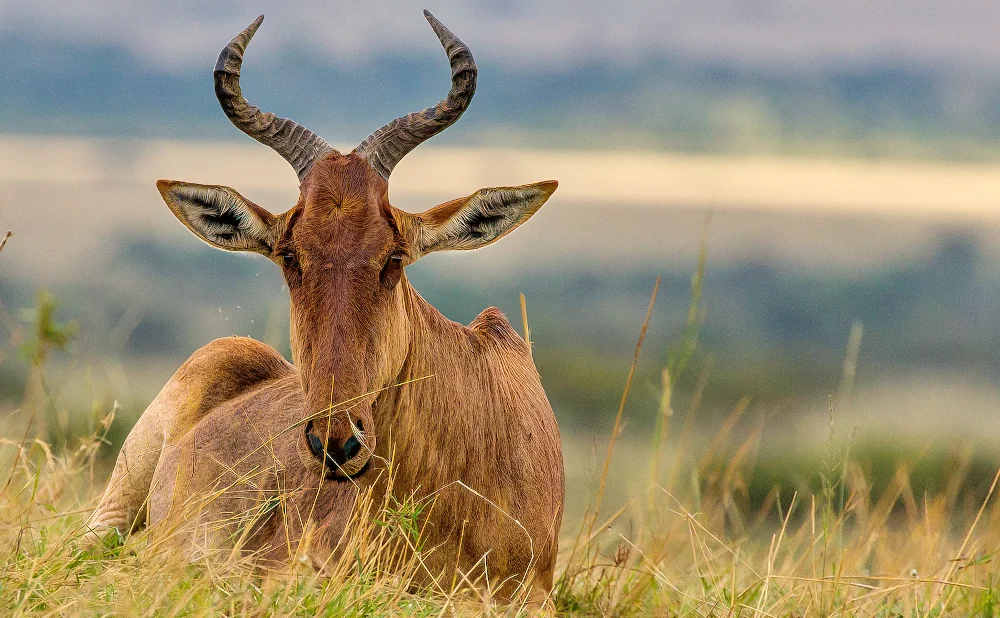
[301,154,387,210]
[291,154,396,243]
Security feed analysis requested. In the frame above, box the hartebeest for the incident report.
[87,11,564,604]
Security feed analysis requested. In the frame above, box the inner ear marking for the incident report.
[435,185,543,250]
[158,180,276,255]
[465,211,508,241]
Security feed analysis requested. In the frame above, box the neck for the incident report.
[376,277,474,432]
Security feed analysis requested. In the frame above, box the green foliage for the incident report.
[14,290,81,447]
[18,290,78,367]
[976,575,999,618]
[663,215,709,388]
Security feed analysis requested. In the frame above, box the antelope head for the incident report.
[157,11,557,480]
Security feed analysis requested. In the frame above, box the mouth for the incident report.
[331,458,371,481]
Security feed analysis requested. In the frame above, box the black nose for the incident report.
[305,419,364,467]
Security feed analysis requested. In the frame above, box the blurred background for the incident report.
[2,0,1000,522]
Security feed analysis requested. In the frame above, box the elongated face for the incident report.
[275,156,410,480]
[158,152,557,479]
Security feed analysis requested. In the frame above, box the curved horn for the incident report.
[354,10,477,180]
[215,15,335,181]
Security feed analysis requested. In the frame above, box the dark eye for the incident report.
[276,249,298,268]
[380,253,404,288]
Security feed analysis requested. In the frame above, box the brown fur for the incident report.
[89,152,564,604]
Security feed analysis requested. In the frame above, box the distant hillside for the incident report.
[3,35,1000,160]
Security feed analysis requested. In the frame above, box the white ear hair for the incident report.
[157,180,277,255]
[418,181,557,255]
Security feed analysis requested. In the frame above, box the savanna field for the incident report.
[5,2,1000,614]
[3,231,1000,617]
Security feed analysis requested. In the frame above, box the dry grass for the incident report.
[3,379,999,616]
[2,249,1000,616]
[553,405,1000,617]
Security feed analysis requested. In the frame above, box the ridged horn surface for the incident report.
[354,10,477,179]
[214,15,336,181]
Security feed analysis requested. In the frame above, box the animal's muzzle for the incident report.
[304,418,371,480]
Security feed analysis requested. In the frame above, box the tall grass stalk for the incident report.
[646,214,710,512]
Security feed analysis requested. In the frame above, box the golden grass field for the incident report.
[3,136,1000,285]
[2,264,1000,617]
[3,362,1000,616]
[3,136,1000,216]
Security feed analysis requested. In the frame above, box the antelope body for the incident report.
[88,11,564,604]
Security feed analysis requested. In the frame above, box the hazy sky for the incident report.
[1,1,998,71]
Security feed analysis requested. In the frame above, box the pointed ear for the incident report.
[157,180,279,255]
[415,181,557,255]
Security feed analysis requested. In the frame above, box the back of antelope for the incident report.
[88,10,564,607]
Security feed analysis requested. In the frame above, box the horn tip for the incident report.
[243,14,264,37]
[423,10,461,48]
